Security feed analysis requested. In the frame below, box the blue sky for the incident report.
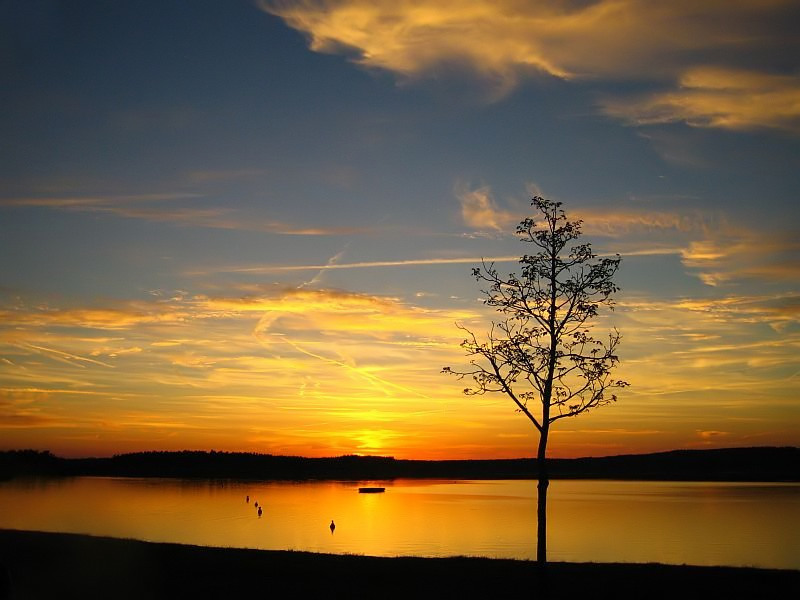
[1,0,798,458]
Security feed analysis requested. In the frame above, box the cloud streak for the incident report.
[0,194,363,236]
[679,228,800,287]
[601,68,800,133]
[0,304,194,331]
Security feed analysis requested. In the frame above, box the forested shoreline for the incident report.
[1,446,797,482]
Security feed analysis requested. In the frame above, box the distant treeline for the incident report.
[1,447,798,482]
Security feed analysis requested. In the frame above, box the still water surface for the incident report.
[1,477,797,569]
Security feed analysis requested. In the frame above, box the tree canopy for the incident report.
[444,197,627,435]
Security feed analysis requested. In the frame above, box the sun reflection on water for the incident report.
[0,477,797,569]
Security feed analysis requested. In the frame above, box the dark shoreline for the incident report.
[1,528,798,599]
[3,446,798,482]
[1,529,798,600]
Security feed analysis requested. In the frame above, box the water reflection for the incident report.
[0,477,797,569]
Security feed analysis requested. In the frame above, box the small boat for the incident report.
[358,487,386,493]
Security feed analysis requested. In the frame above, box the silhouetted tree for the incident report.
[443,197,628,565]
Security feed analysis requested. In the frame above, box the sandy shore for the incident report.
[1,529,797,599]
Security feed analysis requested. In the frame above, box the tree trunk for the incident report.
[536,427,549,565]
[536,429,550,597]
[537,475,548,564]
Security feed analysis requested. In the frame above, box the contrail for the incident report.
[298,246,348,288]
[192,248,669,277]
[215,255,521,274]
[252,312,430,400]
[251,244,432,400]
[21,343,115,368]
[280,335,430,399]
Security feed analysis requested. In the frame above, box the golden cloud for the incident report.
[0,288,478,407]
[574,208,707,237]
[261,1,798,134]
[557,206,800,287]
[452,188,797,289]
[246,288,477,344]
[622,292,800,329]
[260,0,794,93]
[601,68,800,133]
[1,289,477,345]
[454,183,714,237]
[455,183,517,231]
[0,304,193,330]
[678,227,800,286]
[611,293,799,412]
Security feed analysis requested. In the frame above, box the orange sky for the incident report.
[2,279,797,459]
[1,0,798,459]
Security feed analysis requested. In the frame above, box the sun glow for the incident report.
[1,271,797,459]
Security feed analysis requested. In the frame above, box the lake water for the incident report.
[0,477,798,569]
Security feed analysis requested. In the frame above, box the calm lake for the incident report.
[1,477,798,569]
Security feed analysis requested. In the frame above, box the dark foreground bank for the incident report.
[1,530,798,600]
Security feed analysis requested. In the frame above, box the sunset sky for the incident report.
[1,0,798,459]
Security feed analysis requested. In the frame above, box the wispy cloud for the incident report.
[0,193,201,207]
[0,286,484,455]
[454,182,699,239]
[621,292,800,329]
[567,207,799,287]
[678,228,800,287]
[0,289,478,396]
[167,197,795,289]
[2,282,797,455]
[574,207,705,237]
[455,183,517,232]
[611,291,800,416]
[0,303,194,331]
[0,413,78,429]
[601,68,800,134]
[0,193,363,236]
[243,287,476,333]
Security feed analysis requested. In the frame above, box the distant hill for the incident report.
[1,447,797,482]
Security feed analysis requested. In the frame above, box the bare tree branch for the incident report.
[445,196,626,432]
[443,196,628,564]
